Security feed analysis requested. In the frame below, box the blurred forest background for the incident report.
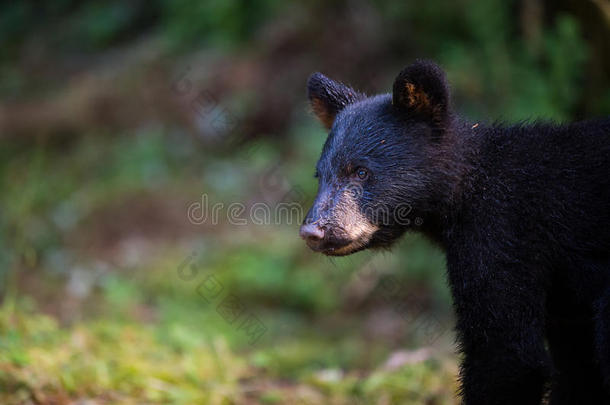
[0,0,608,404]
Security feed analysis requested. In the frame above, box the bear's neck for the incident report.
[418,116,482,247]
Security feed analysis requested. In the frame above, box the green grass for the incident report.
[0,299,457,404]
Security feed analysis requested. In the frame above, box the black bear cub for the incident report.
[300,60,610,405]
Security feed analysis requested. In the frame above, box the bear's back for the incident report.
[464,117,610,257]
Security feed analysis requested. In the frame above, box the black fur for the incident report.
[302,60,610,404]
[307,72,366,129]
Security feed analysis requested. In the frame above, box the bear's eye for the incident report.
[355,167,369,180]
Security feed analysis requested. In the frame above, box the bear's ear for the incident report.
[392,60,450,129]
[307,72,365,130]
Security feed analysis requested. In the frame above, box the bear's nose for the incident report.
[299,223,325,243]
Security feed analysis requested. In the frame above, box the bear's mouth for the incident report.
[320,236,372,256]
[303,231,371,256]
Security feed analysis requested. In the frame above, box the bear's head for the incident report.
[300,60,454,256]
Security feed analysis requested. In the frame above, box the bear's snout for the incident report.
[299,223,325,244]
